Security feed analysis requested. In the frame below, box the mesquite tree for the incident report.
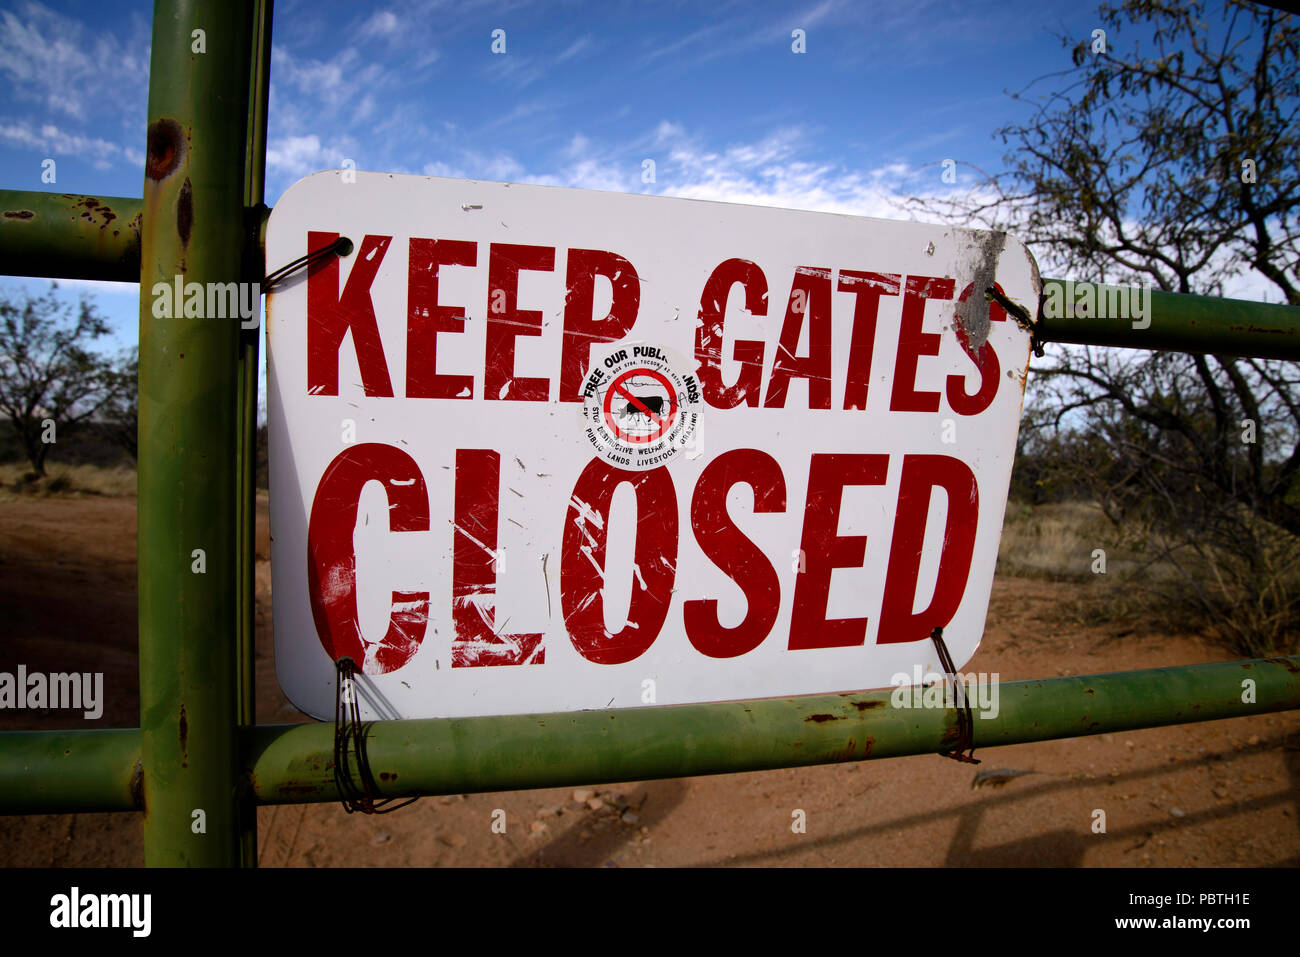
[0,283,121,476]
[912,0,1300,653]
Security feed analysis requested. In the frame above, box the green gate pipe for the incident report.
[244,656,1300,805]
[0,191,142,282]
[233,0,274,869]
[0,729,142,814]
[137,0,257,866]
[2,657,1295,813]
[1037,279,1300,360]
[4,201,1299,363]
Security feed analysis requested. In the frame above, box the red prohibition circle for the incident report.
[602,368,679,444]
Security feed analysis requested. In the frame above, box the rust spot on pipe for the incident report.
[1084,688,1095,696]
[73,196,118,229]
[850,700,884,711]
[177,177,193,247]
[130,760,145,810]
[2,209,34,220]
[862,737,874,758]
[805,713,842,723]
[277,782,328,797]
[145,118,184,180]
[178,705,189,767]
[1263,656,1300,674]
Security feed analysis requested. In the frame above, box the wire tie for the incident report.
[930,626,981,765]
[332,656,417,815]
[263,235,353,293]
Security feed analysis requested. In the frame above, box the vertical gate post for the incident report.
[138,0,257,866]
[235,0,274,868]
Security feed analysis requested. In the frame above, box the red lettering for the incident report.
[684,449,786,658]
[764,267,834,409]
[694,258,767,409]
[485,243,554,401]
[877,454,979,643]
[838,271,900,410]
[560,249,641,402]
[307,443,429,674]
[406,238,477,399]
[307,232,394,397]
[561,461,678,664]
[889,275,954,412]
[452,449,544,666]
[946,281,1006,416]
[788,454,889,649]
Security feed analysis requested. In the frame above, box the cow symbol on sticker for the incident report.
[579,344,701,471]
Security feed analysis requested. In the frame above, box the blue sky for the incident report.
[0,0,1231,351]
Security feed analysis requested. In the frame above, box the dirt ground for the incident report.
[1,493,1296,867]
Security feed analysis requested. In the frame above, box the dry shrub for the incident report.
[0,463,136,497]
[998,499,1300,655]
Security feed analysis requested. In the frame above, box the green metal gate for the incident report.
[0,0,1296,868]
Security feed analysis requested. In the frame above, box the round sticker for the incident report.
[580,345,701,470]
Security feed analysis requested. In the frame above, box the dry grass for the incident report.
[997,501,1133,582]
[0,462,136,498]
[997,500,1174,633]
[998,500,1300,654]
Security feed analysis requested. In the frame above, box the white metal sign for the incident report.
[266,171,1038,721]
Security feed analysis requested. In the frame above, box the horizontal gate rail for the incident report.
[2,656,1295,815]
[0,190,142,282]
[2,194,1296,359]
[1037,279,1300,360]
[0,728,141,814]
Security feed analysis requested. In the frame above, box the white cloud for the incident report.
[799,0,842,27]
[0,121,128,170]
[570,122,930,220]
[266,134,356,177]
[475,98,557,133]
[639,23,727,67]
[483,52,547,89]
[350,5,442,66]
[0,2,147,121]
[421,150,525,182]
[272,45,388,112]
[407,120,967,226]
[265,44,390,190]
[420,160,461,179]
[556,33,593,62]
[360,10,402,40]
[638,0,847,70]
